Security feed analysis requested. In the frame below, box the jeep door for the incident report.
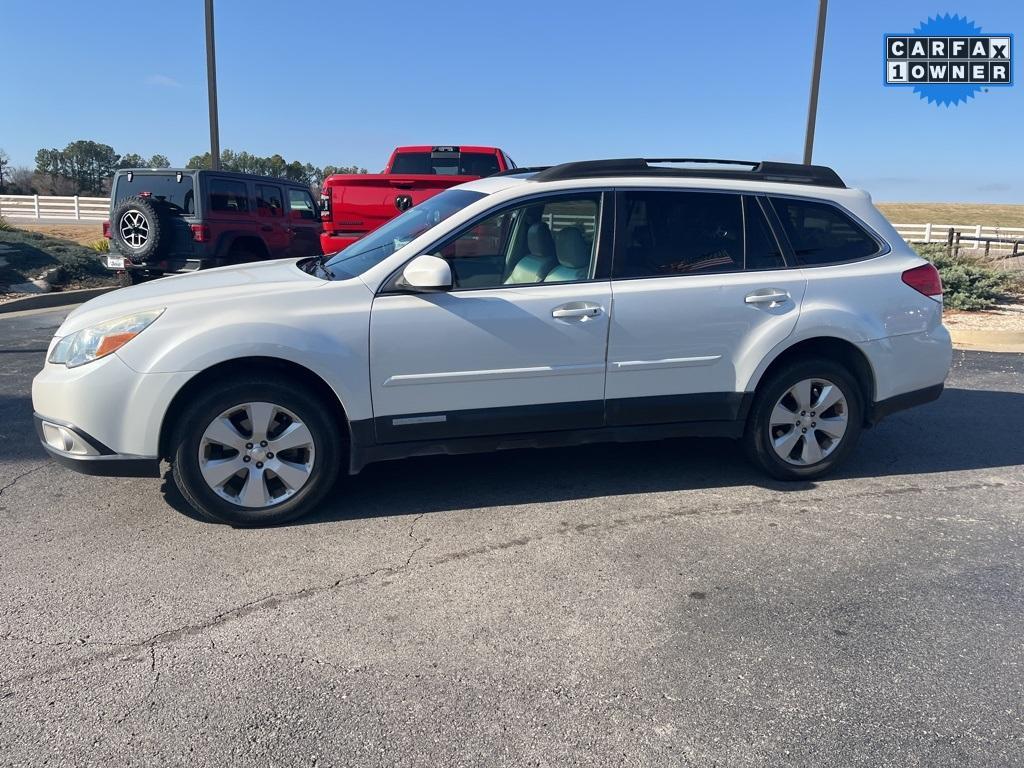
[369,191,613,443]
[604,189,806,425]
[285,188,323,257]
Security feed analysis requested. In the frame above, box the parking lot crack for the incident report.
[0,462,49,501]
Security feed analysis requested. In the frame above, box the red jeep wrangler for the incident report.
[319,145,514,252]
[104,169,323,282]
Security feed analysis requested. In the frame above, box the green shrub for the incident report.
[87,238,110,253]
[912,243,1018,311]
[0,216,13,232]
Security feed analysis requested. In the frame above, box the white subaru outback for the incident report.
[33,158,952,526]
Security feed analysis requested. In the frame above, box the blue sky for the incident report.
[2,0,1020,202]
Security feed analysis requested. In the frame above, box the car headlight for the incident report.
[48,309,164,368]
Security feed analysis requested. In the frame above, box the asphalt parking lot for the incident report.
[1,306,1022,767]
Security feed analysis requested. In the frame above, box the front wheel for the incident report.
[171,378,342,526]
[743,358,863,481]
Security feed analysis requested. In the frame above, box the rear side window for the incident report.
[114,173,194,214]
[255,184,284,218]
[614,190,744,277]
[209,179,250,214]
[744,197,786,270]
[770,197,879,266]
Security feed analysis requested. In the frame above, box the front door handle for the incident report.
[744,289,791,308]
[552,302,603,319]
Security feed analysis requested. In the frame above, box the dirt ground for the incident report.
[12,222,105,247]
[877,203,1024,229]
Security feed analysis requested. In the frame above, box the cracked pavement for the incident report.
[1,307,1022,767]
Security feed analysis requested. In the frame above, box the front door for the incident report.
[605,190,806,425]
[369,191,612,443]
[285,187,323,257]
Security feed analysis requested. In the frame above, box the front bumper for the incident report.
[32,352,194,459]
[34,414,161,477]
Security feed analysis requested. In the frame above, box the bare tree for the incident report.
[0,149,9,193]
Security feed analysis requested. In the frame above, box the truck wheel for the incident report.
[171,378,343,526]
[743,358,863,481]
[110,196,165,262]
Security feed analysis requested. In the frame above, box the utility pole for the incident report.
[204,0,221,170]
[803,0,828,165]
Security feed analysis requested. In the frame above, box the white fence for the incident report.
[893,223,1024,255]
[0,194,110,222]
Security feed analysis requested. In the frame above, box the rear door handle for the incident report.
[744,289,791,307]
[552,302,603,319]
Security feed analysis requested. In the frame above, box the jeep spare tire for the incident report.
[110,196,166,262]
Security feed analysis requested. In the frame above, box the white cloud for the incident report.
[146,74,183,88]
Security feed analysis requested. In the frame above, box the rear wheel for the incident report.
[744,358,863,480]
[171,378,342,526]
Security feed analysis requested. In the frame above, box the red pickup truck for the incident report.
[319,145,515,252]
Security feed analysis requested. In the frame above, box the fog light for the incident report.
[41,422,99,456]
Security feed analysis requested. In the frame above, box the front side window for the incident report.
[614,191,744,277]
[209,179,249,214]
[433,193,601,290]
[770,197,879,266]
[324,189,485,279]
[287,189,318,221]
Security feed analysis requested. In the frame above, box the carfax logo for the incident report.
[885,14,1013,106]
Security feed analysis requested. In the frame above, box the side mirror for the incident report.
[401,254,452,291]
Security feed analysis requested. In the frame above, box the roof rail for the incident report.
[530,158,845,188]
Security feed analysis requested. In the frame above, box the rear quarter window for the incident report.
[770,197,880,266]
[209,179,250,214]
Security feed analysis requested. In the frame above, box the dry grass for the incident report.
[12,222,105,246]
[876,203,1024,229]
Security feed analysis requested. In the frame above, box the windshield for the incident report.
[324,189,486,279]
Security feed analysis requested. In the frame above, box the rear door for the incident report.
[206,176,254,261]
[605,189,806,425]
[254,183,289,255]
[285,187,322,257]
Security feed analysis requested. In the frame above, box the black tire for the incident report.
[171,377,343,526]
[110,196,166,262]
[743,357,864,481]
[224,248,258,267]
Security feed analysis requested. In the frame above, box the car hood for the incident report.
[57,259,327,336]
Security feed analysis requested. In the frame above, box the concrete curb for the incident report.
[949,327,1024,354]
[0,286,117,315]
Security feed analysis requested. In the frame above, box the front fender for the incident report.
[114,286,374,421]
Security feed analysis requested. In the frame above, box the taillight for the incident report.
[902,263,943,301]
[319,193,332,222]
[190,224,211,243]
[102,220,111,239]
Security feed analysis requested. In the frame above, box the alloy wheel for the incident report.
[768,377,849,466]
[119,210,149,248]
[198,401,316,508]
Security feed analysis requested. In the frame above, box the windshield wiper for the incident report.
[304,253,335,279]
